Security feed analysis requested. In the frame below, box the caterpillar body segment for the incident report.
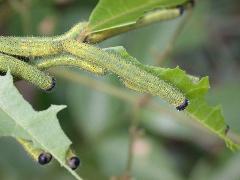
[0,36,62,57]
[0,22,87,57]
[122,79,146,93]
[61,22,88,40]
[62,40,187,109]
[34,54,107,75]
[17,138,52,165]
[141,0,196,24]
[0,53,55,91]
[139,7,183,25]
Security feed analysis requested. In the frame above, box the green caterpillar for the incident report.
[32,46,188,110]
[34,53,107,75]
[62,39,188,110]
[0,53,55,91]
[0,5,190,110]
[0,22,87,57]
[0,36,60,57]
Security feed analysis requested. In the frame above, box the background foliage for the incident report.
[0,0,240,179]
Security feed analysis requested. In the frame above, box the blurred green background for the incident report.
[0,0,240,179]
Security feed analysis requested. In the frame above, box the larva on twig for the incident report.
[0,37,61,57]
[62,39,188,110]
[0,53,55,91]
[33,53,107,75]
[0,22,87,57]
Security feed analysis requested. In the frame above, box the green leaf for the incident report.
[89,0,188,32]
[104,46,240,151]
[0,72,82,180]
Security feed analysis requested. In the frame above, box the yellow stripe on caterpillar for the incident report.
[0,37,61,57]
[34,53,107,75]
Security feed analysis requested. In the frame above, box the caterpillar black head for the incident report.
[45,77,56,91]
[176,99,189,111]
[38,152,52,165]
[67,156,80,170]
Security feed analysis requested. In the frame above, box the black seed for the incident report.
[68,156,80,170]
[38,152,52,165]
[176,99,189,111]
[177,5,185,15]
[46,77,56,91]
[225,125,230,135]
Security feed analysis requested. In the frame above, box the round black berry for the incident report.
[67,156,80,170]
[38,152,52,165]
